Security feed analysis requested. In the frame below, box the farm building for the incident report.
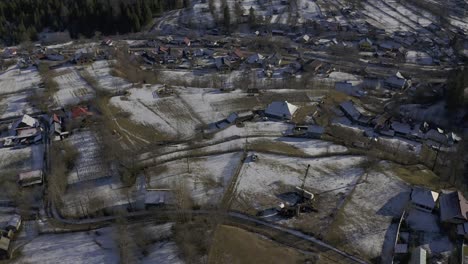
[410,187,439,213]
[265,101,298,120]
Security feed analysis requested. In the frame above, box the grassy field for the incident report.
[94,94,170,151]
[380,163,444,190]
[208,225,309,264]
[249,140,307,157]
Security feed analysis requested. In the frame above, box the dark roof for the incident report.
[440,191,468,222]
[410,187,439,209]
[339,101,361,120]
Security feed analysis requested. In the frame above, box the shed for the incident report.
[6,215,21,232]
[0,236,10,259]
[410,247,426,264]
[145,191,175,207]
[410,187,439,212]
[265,101,298,120]
[339,101,361,122]
[18,170,43,187]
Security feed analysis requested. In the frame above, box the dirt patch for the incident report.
[208,225,309,264]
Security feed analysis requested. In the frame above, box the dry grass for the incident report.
[292,104,318,124]
[94,96,170,150]
[383,164,444,190]
[250,140,307,157]
[208,225,308,264]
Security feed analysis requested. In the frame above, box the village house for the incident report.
[6,215,21,233]
[215,57,231,71]
[440,191,468,224]
[410,187,439,213]
[50,113,68,141]
[265,101,298,120]
[73,47,96,64]
[339,101,371,126]
[11,114,42,145]
[385,72,408,90]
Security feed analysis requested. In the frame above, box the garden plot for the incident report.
[0,92,37,119]
[12,227,119,264]
[0,144,44,173]
[0,66,40,95]
[362,0,416,33]
[84,61,132,92]
[147,152,243,206]
[231,153,366,234]
[60,177,143,218]
[53,66,94,106]
[110,86,202,138]
[325,161,411,262]
[67,130,113,185]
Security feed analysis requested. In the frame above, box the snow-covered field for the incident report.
[232,153,365,233]
[0,66,40,95]
[326,161,411,262]
[13,222,181,264]
[84,61,132,92]
[111,86,202,138]
[67,130,112,185]
[53,66,94,106]
[13,227,119,264]
[148,152,243,206]
[0,92,37,119]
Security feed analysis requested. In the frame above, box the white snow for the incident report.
[0,92,37,118]
[84,61,132,92]
[13,227,119,264]
[0,66,40,95]
[53,66,94,106]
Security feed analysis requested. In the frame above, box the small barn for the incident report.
[265,101,298,120]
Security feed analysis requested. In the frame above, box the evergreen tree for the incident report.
[223,5,231,33]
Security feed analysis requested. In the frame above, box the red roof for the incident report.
[71,107,92,119]
[52,114,61,123]
[184,37,191,46]
[233,48,244,59]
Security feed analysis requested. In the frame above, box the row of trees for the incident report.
[0,0,181,45]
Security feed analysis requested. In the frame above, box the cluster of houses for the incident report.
[0,214,21,259]
[336,100,462,149]
[393,188,468,263]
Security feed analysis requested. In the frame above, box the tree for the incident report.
[446,67,467,112]
[248,6,256,27]
[223,5,231,33]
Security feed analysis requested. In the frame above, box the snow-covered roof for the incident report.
[265,101,298,120]
[410,187,439,210]
[16,114,39,128]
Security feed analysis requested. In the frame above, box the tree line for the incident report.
[0,0,186,45]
